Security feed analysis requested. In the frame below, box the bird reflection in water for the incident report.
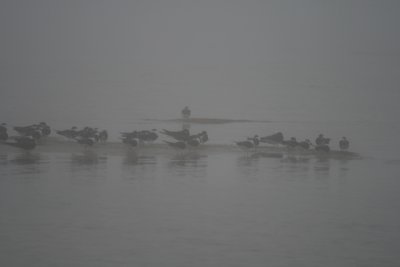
[10,152,42,165]
[235,154,261,177]
[169,152,206,166]
[167,152,207,177]
[123,150,157,166]
[314,157,331,175]
[278,155,312,176]
[0,154,8,166]
[70,150,107,165]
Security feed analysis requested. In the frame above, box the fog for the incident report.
[1,0,400,124]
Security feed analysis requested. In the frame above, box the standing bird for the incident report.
[99,130,108,143]
[339,137,350,151]
[199,131,208,143]
[315,134,330,152]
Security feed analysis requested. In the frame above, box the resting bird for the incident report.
[160,129,190,142]
[2,136,36,150]
[124,138,138,147]
[260,132,284,145]
[235,135,259,150]
[187,137,200,147]
[137,130,158,143]
[56,127,79,139]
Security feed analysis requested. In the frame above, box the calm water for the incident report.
[1,120,400,267]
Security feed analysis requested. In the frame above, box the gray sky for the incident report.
[1,0,399,123]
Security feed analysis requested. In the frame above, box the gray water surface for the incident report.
[1,142,399,267]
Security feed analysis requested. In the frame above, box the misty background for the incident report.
[1,0,399,125]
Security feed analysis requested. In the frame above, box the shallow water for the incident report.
[1,121,400,267]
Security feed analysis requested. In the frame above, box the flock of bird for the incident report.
[0,122,210,151]
[0,122,51,150]
[235,132,350,152]
[0,122,349,153]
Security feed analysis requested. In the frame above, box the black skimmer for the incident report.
[235,135,259,151]
[260,132,284,145]
[137,130,158,143]
[14,125,42,140]
[187,136,200,147]
[160,129,190,142]
[56,127,79,139]
[2,136,36,150]
[125,138,138,147]
[121,131,139,147]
